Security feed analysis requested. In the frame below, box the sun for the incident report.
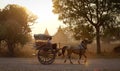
[23,0,64,35]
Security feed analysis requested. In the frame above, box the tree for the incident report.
[73,24,95,40]
[52,0,120,54]
[101,21,120,42]
[0,4,37,56]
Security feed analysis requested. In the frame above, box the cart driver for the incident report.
[46,37,52,49]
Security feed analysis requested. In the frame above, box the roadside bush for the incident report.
[114,45,120,53]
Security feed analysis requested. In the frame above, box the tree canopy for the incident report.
[52,0,120,54]
[0,4,37,56]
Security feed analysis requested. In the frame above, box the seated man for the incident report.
[44,37,52,50]
[47,37,52,47]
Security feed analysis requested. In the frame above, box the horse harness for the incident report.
[79,41,87,50]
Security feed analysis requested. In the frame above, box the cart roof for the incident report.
[34,34,52,40]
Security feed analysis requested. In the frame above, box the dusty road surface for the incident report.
[0,58,120,71]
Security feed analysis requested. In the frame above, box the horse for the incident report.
[61,39,92,64]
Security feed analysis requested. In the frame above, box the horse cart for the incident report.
[34,34,59,65]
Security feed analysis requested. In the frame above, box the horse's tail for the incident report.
[62,46,68,57]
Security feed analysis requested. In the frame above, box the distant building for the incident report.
[44,26,70,48]
[44,28,49,35]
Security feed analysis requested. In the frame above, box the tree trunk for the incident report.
[7,42,15,56]
[96,27,101,54]
[0,41,1,52]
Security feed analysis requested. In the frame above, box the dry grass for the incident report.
[0,41,120,58]
[0,42,36,57]
[14,44,35,57]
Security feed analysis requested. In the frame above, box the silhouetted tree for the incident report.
[101,21,120,42]
[0,4,37,56]
[73,24,95,40]
[52,0,120,54]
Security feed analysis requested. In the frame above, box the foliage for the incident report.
[52,0,120,54]
[0,4,37,56]
[101,20,120,42]
[72,24,95,40]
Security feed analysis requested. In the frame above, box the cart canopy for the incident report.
[34,34,52,40]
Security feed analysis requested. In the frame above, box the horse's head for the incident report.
[82,39,93,44]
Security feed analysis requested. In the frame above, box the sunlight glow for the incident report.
[0,0,64,36]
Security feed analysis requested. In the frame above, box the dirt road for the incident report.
[0,58,120,71]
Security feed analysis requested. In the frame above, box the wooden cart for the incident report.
[34,34,58,65]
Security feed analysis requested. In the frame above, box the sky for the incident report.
[0,0,64,36]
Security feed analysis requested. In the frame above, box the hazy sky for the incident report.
[0,0,64,36]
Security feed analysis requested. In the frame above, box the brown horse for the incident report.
[61,39,92,64]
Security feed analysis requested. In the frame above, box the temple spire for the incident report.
[44,28,49,35]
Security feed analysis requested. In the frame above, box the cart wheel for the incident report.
[37,48,56,65]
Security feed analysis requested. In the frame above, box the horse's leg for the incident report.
[64,52,68,63]
[64,56,67,63]
[64,53,71,63]
[78,50,82,64]
[68,55,73,64]
[68,51,73,64]
[83,53,87,63]
[78,53,82,64]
